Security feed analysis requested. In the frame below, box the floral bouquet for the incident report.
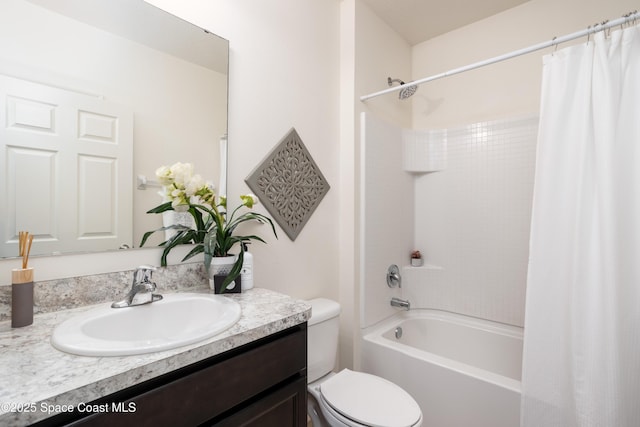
[141,162,277,292]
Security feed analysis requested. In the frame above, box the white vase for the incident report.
[207,255,238,290]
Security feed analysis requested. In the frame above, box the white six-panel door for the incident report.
[0,75,133,257]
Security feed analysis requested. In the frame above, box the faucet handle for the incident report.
[386,264,401,288]
[133,265,157,284]
[112,266,161,308]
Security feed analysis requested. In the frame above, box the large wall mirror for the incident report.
[0,0,229,258]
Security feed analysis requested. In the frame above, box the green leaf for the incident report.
[182,244,204,261]
[188,205,205,234]
[146,202,173,214]
[219,250,244,293]
[156,228,198,266]
[140,224,191,247]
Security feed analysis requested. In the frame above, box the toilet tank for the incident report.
[307,298,341,383]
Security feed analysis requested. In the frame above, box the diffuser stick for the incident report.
[18,231,34,269]
[24,234,33,269]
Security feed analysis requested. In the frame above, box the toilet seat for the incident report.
[319,369,422,427]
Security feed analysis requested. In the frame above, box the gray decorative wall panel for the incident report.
[245,128,330,240]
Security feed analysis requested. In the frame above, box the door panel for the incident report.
[0,74,133,256]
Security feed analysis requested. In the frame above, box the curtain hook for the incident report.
[600,20,610,38]
[551,36,558,54]
[587,22,600,43]
[621,12,630,29]
[622,10,638,28]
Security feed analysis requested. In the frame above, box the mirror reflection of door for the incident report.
[0,75,133,257]
[0,0,229,258]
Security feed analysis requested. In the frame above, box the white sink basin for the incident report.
[51,293,241,356]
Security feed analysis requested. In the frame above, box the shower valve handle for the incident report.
[387,264,401,288]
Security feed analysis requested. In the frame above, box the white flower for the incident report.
[185,174,204,196]
[170,162,194,186]
[155,165,173,185]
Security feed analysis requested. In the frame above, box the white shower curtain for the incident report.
[521,26,640,427]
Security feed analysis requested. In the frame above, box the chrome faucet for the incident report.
[112,265,163,308]
[390,297,410,310]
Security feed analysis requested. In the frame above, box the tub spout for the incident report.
[390,297,410,310]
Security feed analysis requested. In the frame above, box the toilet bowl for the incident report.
[306,298,422,427]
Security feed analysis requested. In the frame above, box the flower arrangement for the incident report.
[140,162,277,292]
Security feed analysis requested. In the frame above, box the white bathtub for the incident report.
[361,310,523,427]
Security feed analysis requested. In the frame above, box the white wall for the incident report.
[354,0,413,130]
[166,0,342,301]
[339,0,358,371]
[347,0,413,366]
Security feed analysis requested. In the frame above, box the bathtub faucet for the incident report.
[390,297,410,310]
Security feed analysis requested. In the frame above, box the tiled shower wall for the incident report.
[405,116,538,327]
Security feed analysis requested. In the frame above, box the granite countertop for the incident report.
[0,288,311,426]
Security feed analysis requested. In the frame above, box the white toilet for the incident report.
[306,298,423,427]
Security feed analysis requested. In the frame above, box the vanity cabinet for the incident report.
[36,324,307,427]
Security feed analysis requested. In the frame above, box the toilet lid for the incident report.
[320,369,421,427]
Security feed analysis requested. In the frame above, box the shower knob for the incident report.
[386,264,401,288]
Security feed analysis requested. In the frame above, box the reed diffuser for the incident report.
[12,231,34,328]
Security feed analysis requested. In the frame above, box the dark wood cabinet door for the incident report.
[212,377,307,427]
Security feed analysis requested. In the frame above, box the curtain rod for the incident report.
[360,10,638,101]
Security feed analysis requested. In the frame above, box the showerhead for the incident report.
[398,84,418,100]
[387,77,418,100]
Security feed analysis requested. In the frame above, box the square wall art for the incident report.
[245,128,330,240]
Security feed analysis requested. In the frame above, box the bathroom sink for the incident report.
[51,293,241,356]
